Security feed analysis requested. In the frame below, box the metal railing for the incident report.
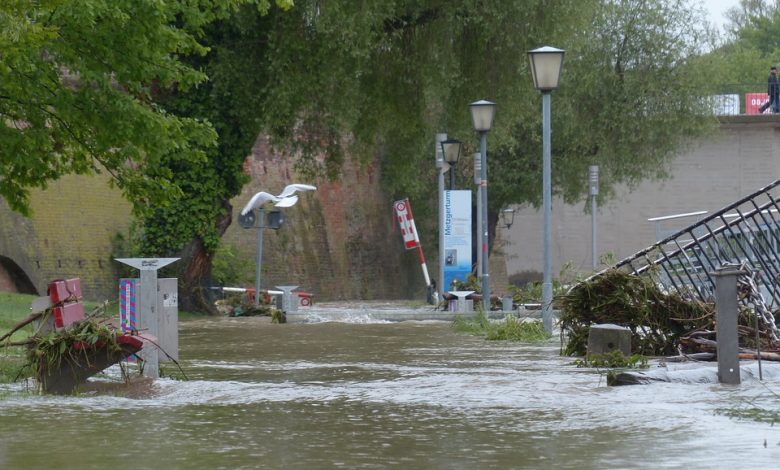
[614,179,780,312]
[711,83,780,116]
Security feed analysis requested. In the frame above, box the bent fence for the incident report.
[614,179,780,316]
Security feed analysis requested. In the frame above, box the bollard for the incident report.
[587,324,631,356]
[502,296,514,313]
[275,285,299,313]
[714,264,742,385]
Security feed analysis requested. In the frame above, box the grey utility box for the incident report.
[587,323,632,356]
[157,278,179,362]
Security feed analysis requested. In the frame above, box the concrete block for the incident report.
[587,323,632,356]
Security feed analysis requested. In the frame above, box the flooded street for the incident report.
[2,314,780,469]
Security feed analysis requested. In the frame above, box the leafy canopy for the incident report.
[0,0,290,216]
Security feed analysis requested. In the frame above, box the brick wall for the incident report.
[0,173,132,300]
[0,135,509,302]
[222,136,423,300]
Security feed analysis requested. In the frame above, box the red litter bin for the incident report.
[297,292,313,309]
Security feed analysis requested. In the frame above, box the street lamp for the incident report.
[500,208,515,229]
[240,184,317,306]
[529,46,564,333]
[441,139,462,189]
[469,99,496,313]
[436,133,448,305]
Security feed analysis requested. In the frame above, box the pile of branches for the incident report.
[559,268,780,358]
[559,269,715,356]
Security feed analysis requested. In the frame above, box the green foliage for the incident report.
[0,292,38,341]
[0,349,25,384]
[0,0,222,215]
[24,316,124,387]
[573,351,649,369]
[453,312,551,343]
[247,0,716,217]
[211,243,254,286]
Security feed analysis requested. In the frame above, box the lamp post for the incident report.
[529,46,565,333]
[589,165,599,271]
[474,153,482,279]
[436,133,448,301]
[441,139,462,189]
[469,99,496,313]
[239,184,317,306]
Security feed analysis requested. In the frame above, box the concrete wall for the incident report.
[503,117,780,280]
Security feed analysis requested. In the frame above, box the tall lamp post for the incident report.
[474,153,482,280]
[469,99,496,313]
[529,46,565,333]
[436,133,448,301]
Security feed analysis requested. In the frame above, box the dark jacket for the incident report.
[768,71,779,98]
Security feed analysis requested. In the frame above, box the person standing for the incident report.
[759,66,780,113]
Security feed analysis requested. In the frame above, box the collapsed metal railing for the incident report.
[614,179,780,325]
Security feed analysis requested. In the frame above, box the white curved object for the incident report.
[277,183,317,199]
[240,183,317,215]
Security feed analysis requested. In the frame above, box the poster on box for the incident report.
[746,93,770,114]
[443,190,472,291]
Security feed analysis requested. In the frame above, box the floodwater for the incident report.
[2,309,780,469]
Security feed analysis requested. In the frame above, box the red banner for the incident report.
[746,93,769,115]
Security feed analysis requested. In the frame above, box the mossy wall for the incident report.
[0,135,506,302]
[0,173,132,300]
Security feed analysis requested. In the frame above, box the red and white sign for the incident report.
[746,93,770,114]
[394,198,420,250]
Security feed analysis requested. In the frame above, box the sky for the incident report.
[698,0,740,29]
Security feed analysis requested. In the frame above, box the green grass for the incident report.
[452,312,552,342]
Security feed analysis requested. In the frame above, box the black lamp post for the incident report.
[441,139,462,189]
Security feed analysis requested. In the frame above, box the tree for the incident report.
[247,0,717,258]
[134,0,720,310]
[0,0,291,312]
[0,0,223,215]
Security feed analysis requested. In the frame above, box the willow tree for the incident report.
[0,0,292,311]
[0,0,221,214]
[132,0,718,310]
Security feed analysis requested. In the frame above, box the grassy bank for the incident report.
[452,312,551,342]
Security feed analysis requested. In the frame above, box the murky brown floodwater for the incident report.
[2,311,780,469]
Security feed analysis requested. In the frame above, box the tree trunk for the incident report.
[177,200,233,314]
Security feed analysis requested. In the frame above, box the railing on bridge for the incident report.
[712,83,780,116]
[614,179,780,313]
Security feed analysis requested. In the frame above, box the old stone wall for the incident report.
[0,135,509,302]
[221,136,424,300]
[0,173,132,300]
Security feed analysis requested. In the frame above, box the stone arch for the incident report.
[0,255,38,295]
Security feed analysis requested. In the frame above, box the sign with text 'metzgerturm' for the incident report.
[443,190,472,290]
